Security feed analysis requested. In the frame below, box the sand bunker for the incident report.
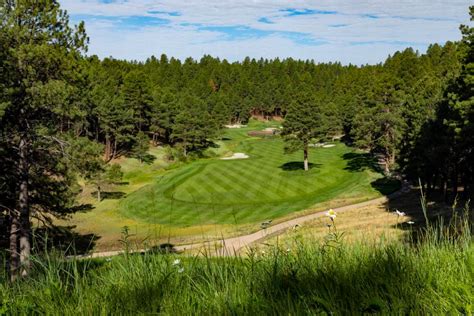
[225,124,246,129]
[221,153,249,160]
[308,143,336,148]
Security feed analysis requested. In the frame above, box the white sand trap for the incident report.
[263,127,278,132]
[225,124,246,129]
[221,153,249,160]
[323,144,336,148]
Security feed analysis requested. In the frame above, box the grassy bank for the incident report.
[1,218,472,314]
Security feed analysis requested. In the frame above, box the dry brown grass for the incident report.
[249,188,456,250]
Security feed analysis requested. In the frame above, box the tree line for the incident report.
[0,1,472,280]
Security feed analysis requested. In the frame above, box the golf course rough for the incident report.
[119,123,388,226]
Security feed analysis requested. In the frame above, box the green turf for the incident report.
[119,121,393,226]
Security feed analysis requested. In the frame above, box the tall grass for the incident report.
[0,214,473,314]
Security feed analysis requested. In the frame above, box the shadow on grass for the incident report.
[343,151,400,196]
[92,191,126,200]
[141,153,157,165]
[69,203,95,213]
[115,181,130,186]
[371,178,401,195]
[280,162,321,171]
[343,152,380,173]
[33,225,100,256]
[382,188,473,245]
[254,247,439,314]
[102,191,126,199]
[145,243,179,255]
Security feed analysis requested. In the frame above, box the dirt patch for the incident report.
[251,114,284,121]
[247,128,280,137]
[248,130,272,137]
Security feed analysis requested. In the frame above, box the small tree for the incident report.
[106,164,124,184]
[86,163,125,202]
[281,91,327,171]
[132,131,150,163]
[89,165,106,202]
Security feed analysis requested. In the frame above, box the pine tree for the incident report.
[0,0,87,280]
[281,88,328,171]
[171,93,218,157]
[132,131,150,163]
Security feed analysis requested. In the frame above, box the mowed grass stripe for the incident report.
[187,170,248,203]
[210,161,276,200]
[177,163,264,203]
[196,165,256,201]
[239,165,294,199]
[231,163,287,200]
[213,165,275,201]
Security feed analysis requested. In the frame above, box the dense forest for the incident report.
[0,1,473,281]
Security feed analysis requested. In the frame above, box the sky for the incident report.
[61,0,473,65]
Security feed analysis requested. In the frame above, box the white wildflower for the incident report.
[325,209,337,220]
[178,267,185,273]
[407,221,415,225]
[172,259,181,266]
[395,210,406,217]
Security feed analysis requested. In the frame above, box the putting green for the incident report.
[120,123,394,226]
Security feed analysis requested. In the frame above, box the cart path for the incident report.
[79,183,410,259]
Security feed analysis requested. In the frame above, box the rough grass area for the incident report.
[120,121,394,226]
[1,223,472,314]
[256,188,454,249]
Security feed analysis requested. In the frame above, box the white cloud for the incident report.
[60,0,472,64]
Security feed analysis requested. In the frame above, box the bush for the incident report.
[106,164,123,184]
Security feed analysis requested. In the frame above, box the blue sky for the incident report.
[61,0,472,65]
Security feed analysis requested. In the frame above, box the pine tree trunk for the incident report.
[9,213,19,282]
[442,176,448,202]
[451,165,458,200]
[112,138,117,160]
[105,135,111,161]
[385,161,390,174]
[426,177,432,196]
[97,184,101,202]
[303,144,309,171]
[432,173,439,192]
[391,149,396,169]
[18,135,31,277]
